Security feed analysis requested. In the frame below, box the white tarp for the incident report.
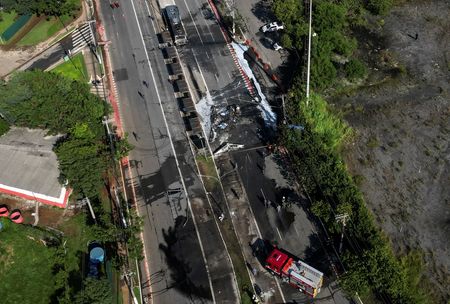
[231,42,277,129]
[196,92,214,139]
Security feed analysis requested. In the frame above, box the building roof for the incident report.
[0,127,70,207]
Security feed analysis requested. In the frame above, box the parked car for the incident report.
[261,22,284,33]
[273,42,283,51]
[262,37,283,51]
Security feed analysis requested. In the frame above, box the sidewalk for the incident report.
[83,47,107,100]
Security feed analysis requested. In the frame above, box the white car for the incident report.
[273,42,283,51]
[261,22,284,33]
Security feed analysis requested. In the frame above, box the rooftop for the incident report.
[0,127,69,207]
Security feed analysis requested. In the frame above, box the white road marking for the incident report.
[276,227,283,240]
[181,0,204,45]
[275,277,287,303]
[227,71,232,80]
[294,224,300,237]
[193,0,216,42]
[157,1,287,302]
[130,0,216,302]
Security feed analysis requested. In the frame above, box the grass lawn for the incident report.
[196,155,219,191]
[51,52,88,82]
[0,117,9,136]
[59,213,95,272]
[17,15,72,46]
[0,11,18,34]
[0,218,58,304]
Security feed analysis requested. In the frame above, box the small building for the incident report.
[0,127,71,208]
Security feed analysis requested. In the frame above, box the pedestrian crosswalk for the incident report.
[71,22,95,54]
[89,75,107,100]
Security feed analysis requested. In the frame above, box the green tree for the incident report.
[0,117,9,136]
[367,0,393,15]
[125,210,144,261]
[0,71,107,137]
[272,0,307,50]
[280,33,293,49]
[340,254,371,297]
[74,277,112,304]
[55,136,108,198]
[1,0,80,17]
[313,1,347,33]
[345,58,367,80]
[272,0,302,26]
[114,134,134,160]
[0,71,110,198]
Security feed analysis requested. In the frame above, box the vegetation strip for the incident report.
[270,0,430,302]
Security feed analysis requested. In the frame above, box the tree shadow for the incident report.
[251,0,276,24]
[126,156,179,206]
[158,222,213,302]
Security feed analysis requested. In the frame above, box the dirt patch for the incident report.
[0,195,69,227]
[333,0,450,301]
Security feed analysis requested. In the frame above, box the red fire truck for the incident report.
[265,246,324,297]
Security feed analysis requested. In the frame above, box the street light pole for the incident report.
[336,213,348,254]
[306,0,313,105]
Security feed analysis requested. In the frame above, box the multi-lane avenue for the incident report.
[98,0,240,303]
[98,0,353,303]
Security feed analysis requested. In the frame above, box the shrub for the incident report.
[367,0,393,15]
[345,58,367,80]
[280,33,293,49]
[0,117,9,136]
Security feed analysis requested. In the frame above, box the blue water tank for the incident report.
[89,246,105,263]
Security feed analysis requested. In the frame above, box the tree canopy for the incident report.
[0,0,80,17]
[272,0,384,88]
[0,70,110,197]
[282,88,430,303]
[74,277,113,304]
[0,71,105,137]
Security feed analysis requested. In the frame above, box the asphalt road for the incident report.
[170,0,351,302]
[173,0,258,144]
[21,35,73,71]
[98,0,238,303]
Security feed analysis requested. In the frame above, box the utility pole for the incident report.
[306,0,313,105]
[85,197,96,221]
[260,188,269,208]
[225,0,236,37]
[281,94,287,124]
[336,213,348,254]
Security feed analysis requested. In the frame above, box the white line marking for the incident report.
[192,0,216,42]
[181,0,204,45]
[276,227,283,240]
[294,224,300,237]
[136,0,216,302]
[275,278,287,303]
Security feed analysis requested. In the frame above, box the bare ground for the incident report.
[332,0,450,301]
